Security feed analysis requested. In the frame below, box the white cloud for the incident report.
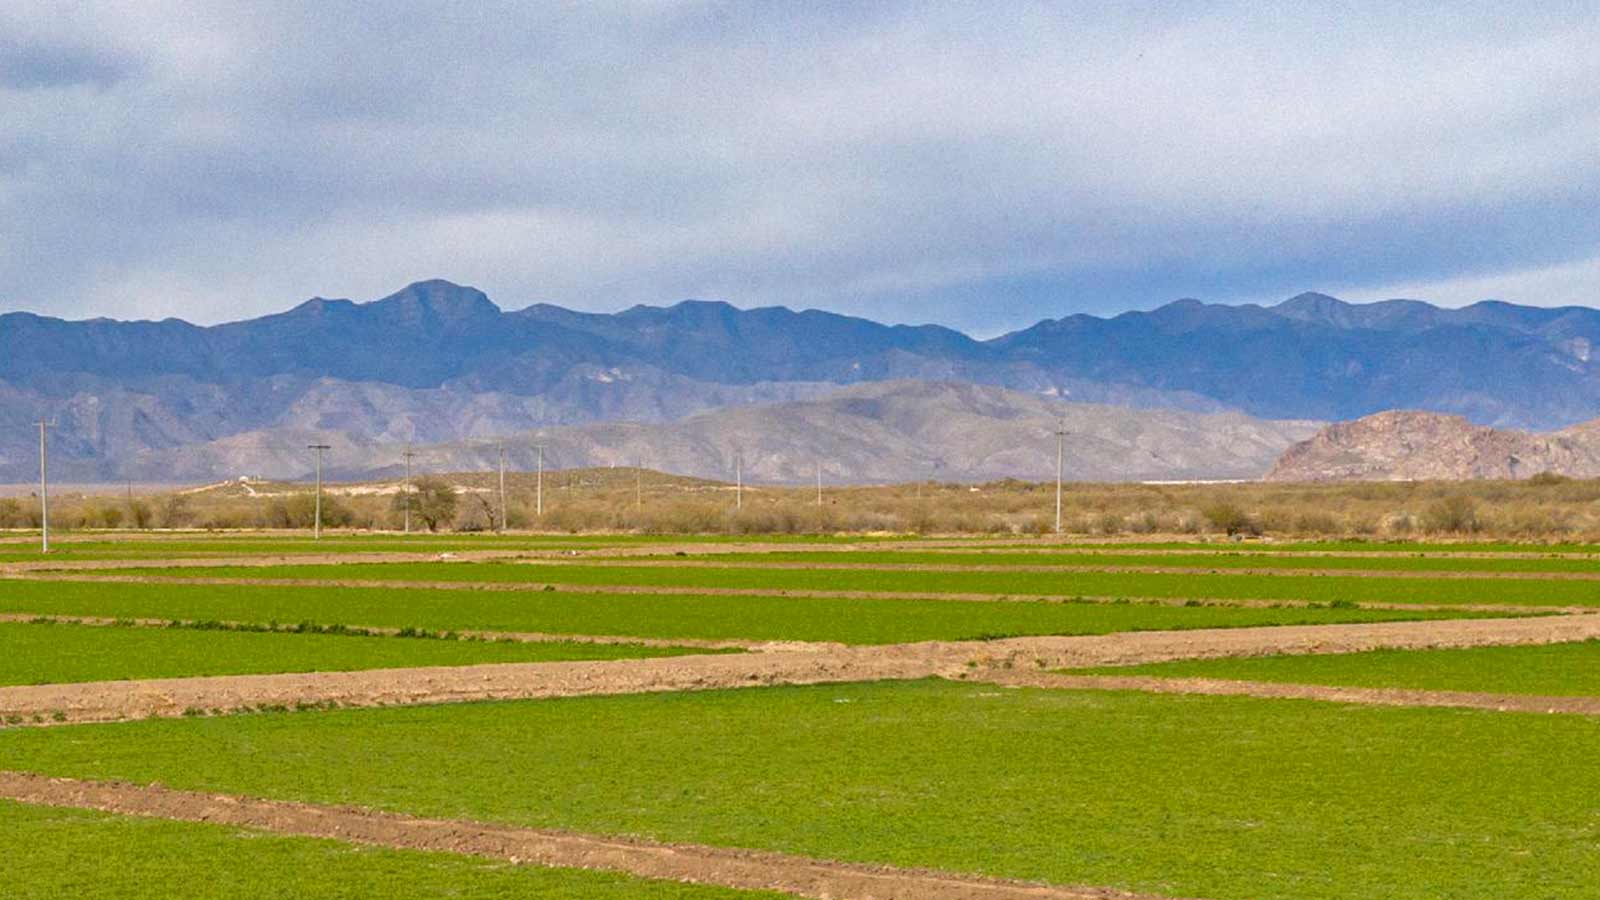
[1344,252,1600,309]
[1,2,1597,329]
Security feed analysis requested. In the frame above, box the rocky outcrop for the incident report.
[1265,411,1600,482]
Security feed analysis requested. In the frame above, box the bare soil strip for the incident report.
[0,612,772,652]
[0,772,1181,900]
[981,672,1600,715]
[5,571,1586,616]
[4,615,1595,727]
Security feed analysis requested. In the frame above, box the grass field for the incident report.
[5,529,1597,899]
[647,548,1600,573]
[2,801,777,900]
[0,579,1484,646]
[1071,640,1600,696]
[106,560,1600,607]
[0,620,717,686]
[1,680,1594,900]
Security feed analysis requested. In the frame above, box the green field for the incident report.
[0,580,1482,646]
[1073,640,1600,696]
[0,620,718,686]
[2,801,777,900]
[645,549,1600,574]
[104,560,1600,607]
[1,681,1593,900]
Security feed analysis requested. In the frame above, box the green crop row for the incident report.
[1,681,1593,900]
[0,619,717,687]
[108,561,1600,607]
[1072,640,1600,697]
[0,580,1480,647]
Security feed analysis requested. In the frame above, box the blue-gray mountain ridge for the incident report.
[1,279,1595,481]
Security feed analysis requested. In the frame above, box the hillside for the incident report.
[127,381,1322,484]
[1266,411,1600,482]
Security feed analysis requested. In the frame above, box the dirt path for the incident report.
[0,772,1183,900]
[6,571,1588,616]
[981,672,1600,715]
[0,612,779,652]
[4,614,1596,727]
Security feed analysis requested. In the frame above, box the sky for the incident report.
[2,2,1598,336]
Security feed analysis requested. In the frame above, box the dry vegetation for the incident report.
[4,469,1600,541]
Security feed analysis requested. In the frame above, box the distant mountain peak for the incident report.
[1279,291,1344,306]
[363,280,501,330]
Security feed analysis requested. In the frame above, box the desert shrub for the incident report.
[159,494,194,528]
[0,499,35,528]
[1422,495,1479,533]
[1292,511,1341,535]
[1382,512,1416,535]
[1200,502,1258,536]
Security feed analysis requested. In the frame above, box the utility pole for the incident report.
[815,460,822,508]
[1055,419,1067,534]
[307,444,331,540]
[401,445,417,535]
[497,442,508,533]
[534,444,545,517]
[38,420,50,553]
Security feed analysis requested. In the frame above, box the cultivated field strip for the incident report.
[0,772,1186,900]
[982,672,1600,715]
[5,615,1596,726]
[15,551,1600,579]
[526,557,1600,581]
[0,612,771,651]
[8,571,1588,616]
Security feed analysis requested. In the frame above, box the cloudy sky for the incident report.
[3,2,1598,334]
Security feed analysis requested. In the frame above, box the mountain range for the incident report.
[121,381,1319,485]
[2,279,1597,482]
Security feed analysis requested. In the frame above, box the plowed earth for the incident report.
[5,614,1596,726]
